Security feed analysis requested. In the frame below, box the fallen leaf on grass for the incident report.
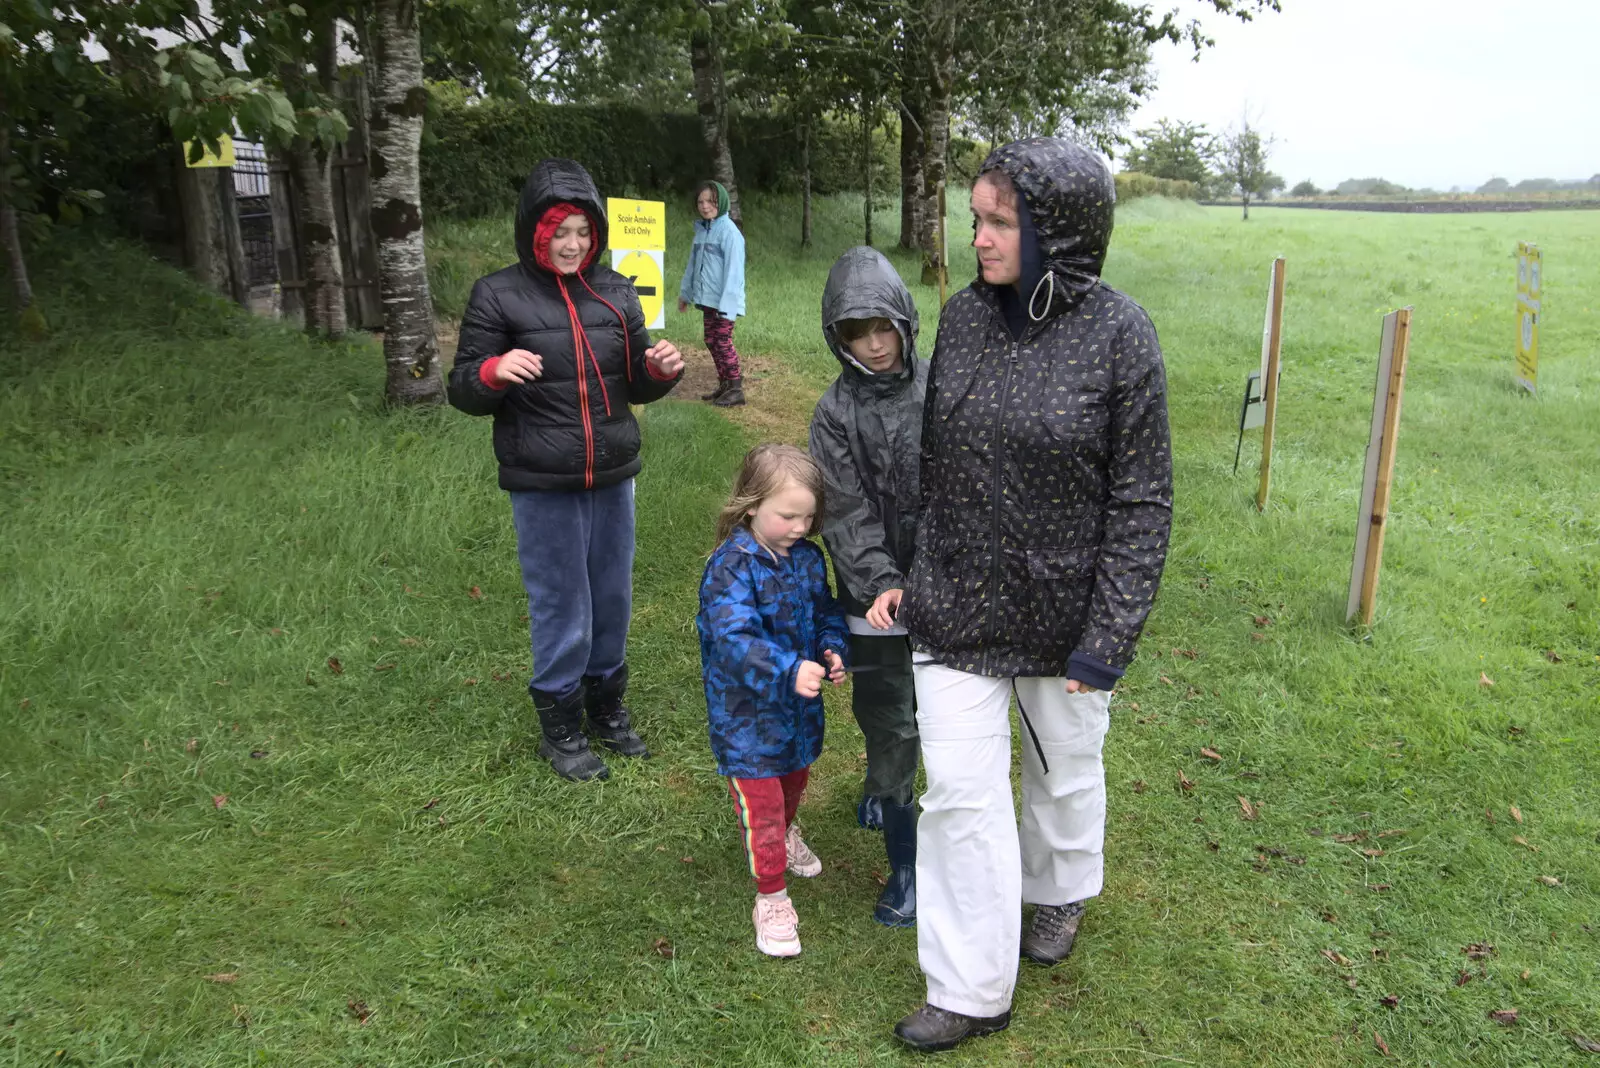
[204,973,239,984]
[1200,747,1222,762]
[1521,970,1532,982]
[1237,796,1259,821]
[491,671,513,682]
[1544,650,1564,663]
[400,637,422,647]
[1485,808,1496,824]
[1367,883,1392,892]
[1177,769,1195,792]
[1363,848,1386,858]
[679,856,694,864]
[1172,647,1198,660]
[347,999,373,1024]
[651,937,674,959]
[212,795,228,810]
[1463,943,1495,960]
[463,677,479,686]
[1321,910,1338,923]
[1380,995,1399,1008]
[1507,725,1525,736]
[1570,1034,1600,1053]
[1159,675,1174,686]
[1479,672,1495,688]
[1371,948,1389,962]
[374,663,396,672]
[1488,1009,1519,1026]
[185,738,199,753]
[1254,615,1273,627]
[421,798,440,811]
[249,750,268,760]
[1373,1031,1391,1057]
[1127,701,1141,712]
[1456,970,1473,987]
[468,586,483,601]
[327,657,344,675]
[1333,832,1368,844]
[1512,835,1537,851]
[1538,875,1562,887]
[1131,780,1148,794]
[232,1003,250,1028]
[1250,631,1269,643]
[1510,805,1523,824]
[1322,949,1353,967]
[1377,829,1407,839]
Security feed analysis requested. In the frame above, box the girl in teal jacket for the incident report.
[678,181,748,406]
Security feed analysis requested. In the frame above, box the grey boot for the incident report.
[533,687,609,782]
[712,376,745,407]
[583,664,649,758]
[701,378,731,402]
[1021,901,1086,966]
[874,798,916,927]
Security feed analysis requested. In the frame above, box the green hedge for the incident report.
[420,89,899,219]
[1114,172,1201,201]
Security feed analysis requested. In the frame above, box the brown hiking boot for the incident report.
[1021,901,1086,966]
[712,376,746,407]
[893,1003,1011,1052]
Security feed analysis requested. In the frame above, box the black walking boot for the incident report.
[582,665,649,758]
[700,378,731,402]
[873,798,917,928]
[1021,901,1087,966]
[533,687,609,782]
[893,1003,1011,1053]
[712,375,745,407]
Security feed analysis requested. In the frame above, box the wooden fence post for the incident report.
[1347,307,1413,626]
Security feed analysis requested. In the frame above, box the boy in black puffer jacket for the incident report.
[447,158,684,782]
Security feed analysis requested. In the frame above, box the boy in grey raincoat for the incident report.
[807,246,925,928]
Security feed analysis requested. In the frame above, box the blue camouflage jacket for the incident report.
[697,525,851,778]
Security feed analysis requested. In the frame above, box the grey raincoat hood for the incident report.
[808,247,926,618]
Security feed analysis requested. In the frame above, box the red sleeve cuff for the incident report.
[644,359,679,383]
[479,356,507,390]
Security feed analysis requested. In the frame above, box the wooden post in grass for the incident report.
[1347,307,1414,626]
[1256,257,1287,510]
[936,180,949,307]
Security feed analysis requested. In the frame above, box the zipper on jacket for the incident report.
[980,340,1019,672]
[576,334,595,488]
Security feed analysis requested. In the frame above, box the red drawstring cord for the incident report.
[554,274,612,416]
[579,274,634,385]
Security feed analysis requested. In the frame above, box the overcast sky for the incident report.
[1126,0,1600,191]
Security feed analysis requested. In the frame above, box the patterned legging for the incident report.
[701,307,742,380]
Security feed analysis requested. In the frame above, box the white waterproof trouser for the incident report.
[913,660,1112,1017]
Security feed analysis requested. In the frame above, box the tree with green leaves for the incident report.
[1124,119,1215,185]
[1218,116,1275,219]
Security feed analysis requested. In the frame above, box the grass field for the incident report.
[2,193,1597,1066]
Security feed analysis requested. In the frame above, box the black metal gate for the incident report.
[233,141,277,288]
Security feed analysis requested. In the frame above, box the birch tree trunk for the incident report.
[898,84,925,251]
[689,25,741,226]
[369,0,444,406]
[915,5,956,288]
[288,137,348,338]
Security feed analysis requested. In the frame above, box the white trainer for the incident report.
[785,823,822,878]
[753,894,802,957]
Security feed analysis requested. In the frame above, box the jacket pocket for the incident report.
[1021,547,1098,660]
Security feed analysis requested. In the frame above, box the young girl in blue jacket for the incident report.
[677,181,747,407]
[697,444,850,957]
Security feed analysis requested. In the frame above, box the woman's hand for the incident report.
[645,340,684,378]
[822,649,846,684]
[493,349,543,385]
[1065,679,1100,695]
[677,298,690,313]
[795,660,826,698]
[866,589,903,630]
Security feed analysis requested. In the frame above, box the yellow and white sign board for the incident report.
[183,135,236,168]
[1514,242,1541,394]
[607,198,666,329]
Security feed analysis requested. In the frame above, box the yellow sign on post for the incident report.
[607,198,666,329]
[1514,242,1541,394]
[183,136,236,168]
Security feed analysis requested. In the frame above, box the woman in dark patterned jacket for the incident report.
[697,444,850,959]
[892,138,1173,1052]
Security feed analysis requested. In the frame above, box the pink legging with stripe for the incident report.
[727,767,809,894]
[701,307,742,380]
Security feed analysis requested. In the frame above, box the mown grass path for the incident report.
[2,200,1597,1066]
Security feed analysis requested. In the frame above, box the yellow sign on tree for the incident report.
[183,136,237,169]
[607,198,666,329]
[1514,242,1541,394]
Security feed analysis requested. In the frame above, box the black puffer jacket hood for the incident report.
[808,248,926,618]
[980,137,1115,319]
[514,158,610,274]
[821,246,921,384]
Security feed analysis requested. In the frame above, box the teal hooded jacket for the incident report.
[678,181,747,319]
